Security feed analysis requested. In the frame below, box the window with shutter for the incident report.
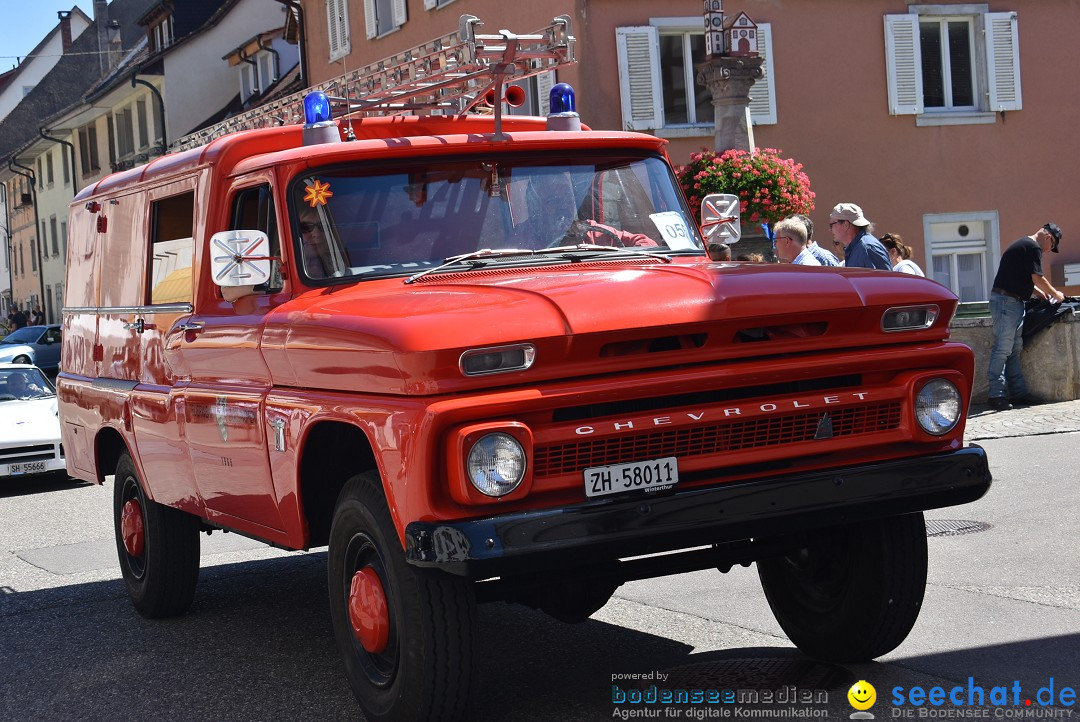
[327,0,350,61]
[883,7,1020,125]
[615,26,663,131]
[365,0,405,38]
[617,20,775,135]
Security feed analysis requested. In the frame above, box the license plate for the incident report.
[584,457,679,498]
[7,461,48,476]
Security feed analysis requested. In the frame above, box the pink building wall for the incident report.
[301,0,1080,293]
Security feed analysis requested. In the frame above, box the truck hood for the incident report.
[262,260,958,394]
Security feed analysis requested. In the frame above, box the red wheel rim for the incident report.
[348,566,390,654]
[121,499,145,557]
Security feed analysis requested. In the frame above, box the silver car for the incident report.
[0,325,62,371]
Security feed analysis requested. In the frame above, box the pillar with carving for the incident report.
[695,56,764,153]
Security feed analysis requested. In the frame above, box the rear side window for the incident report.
[148,191,195,304]
[230,185,282,293]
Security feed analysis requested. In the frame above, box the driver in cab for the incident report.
[526,171,658,249]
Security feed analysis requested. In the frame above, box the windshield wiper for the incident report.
[405,248,538,284]
[404,244,671,284]
[540,243,673,262]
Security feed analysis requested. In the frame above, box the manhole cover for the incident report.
[925,519,991,537]
[648,658,852,692]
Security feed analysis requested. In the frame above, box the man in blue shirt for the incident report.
[829,203,891,270]
[793,214,841,266]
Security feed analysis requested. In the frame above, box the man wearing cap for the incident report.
[828,203,891,270]
[986,223,1065,410]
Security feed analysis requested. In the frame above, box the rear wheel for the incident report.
[757,512,927,662]
[113,452,200,618]
[328,471,476,722]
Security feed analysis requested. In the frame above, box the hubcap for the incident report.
[348,566,389,654]
[121,498,145,557]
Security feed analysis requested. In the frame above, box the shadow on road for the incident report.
[0,474,90,498]
[2,552,1076,721]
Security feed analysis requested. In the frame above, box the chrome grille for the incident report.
[534,402,902,477]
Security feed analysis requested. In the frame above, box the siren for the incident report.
[483,85,527,108]
[546,83,581,131]
[302,91,342,147]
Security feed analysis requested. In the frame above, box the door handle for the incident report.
[123,318,154,334]
[177,320,205,332]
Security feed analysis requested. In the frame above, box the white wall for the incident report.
[0,14,91,122]
[162,0,290,138]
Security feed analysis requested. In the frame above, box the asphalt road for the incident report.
[1,433,1077,721]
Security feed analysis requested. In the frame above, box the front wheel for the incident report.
[328,471,477,722]
[113,452,200,618]
[12,355,31,365]
[757,512,928,662]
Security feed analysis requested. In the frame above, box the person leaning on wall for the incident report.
[985,222,1065,410]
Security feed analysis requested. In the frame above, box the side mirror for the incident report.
[210,230,273,300]
[700,193,741,244]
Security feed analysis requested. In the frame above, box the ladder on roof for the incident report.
[171,14,576,152]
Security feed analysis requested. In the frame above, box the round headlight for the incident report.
[466,433,526,497]
[915,379,961,435]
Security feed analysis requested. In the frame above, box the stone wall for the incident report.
[950,308,1080,403]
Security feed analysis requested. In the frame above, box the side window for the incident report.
[44,327,62,344]
[148,192,195,305]
[230,185,283,293]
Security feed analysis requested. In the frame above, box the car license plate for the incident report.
[7,461,48,476]
[584,457,678,498]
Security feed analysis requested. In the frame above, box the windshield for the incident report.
[289,152,702,281]
[0,367,55,400]
[2,327,43,344]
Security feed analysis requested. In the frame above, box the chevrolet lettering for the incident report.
[574,393,872,434]
[58,15,990,722]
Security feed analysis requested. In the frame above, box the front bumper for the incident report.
[405,445,991,577]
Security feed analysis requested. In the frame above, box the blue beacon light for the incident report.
[546,83,581,131]
[301,91,341,146]
[303,91,333,125]
[549,83,576,114]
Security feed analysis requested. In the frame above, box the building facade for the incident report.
[297,0,1080,298]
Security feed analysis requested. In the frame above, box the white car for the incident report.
[0,363,66,481]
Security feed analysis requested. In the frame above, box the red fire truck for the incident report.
[59,14,990,722]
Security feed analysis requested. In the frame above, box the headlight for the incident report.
[915,379,961,435]
[882,305,939,332]
[466,432,526,496]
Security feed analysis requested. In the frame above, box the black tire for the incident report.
[328,472,477,722]
[757,512,927,662]
[113,452,200,618]
[12,355,31,365]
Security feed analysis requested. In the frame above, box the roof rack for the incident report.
[171,14,575,152]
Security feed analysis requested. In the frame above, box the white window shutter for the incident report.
[424,0,438,9]
[536,70,555,116]
[884,14,923,115]
[748,23,776,125]
[615,26,663,131]
[326,0,340,59]
[363,0,377,39]
[392,0,407,28]
[327,0,350,58]
[985,12,1021,112]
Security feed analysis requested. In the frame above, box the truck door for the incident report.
[129,183,202,510]
[172,181,287,536]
